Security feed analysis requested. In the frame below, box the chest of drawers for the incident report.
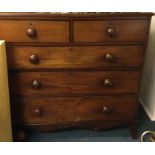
[1,13,153,141]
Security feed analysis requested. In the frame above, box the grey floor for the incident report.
[27,107,155,142]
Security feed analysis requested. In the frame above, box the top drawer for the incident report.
[0,20,69,43]
[73,20,148,42]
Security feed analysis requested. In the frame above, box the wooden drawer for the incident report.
[12,95,138,124]
[73,20,148,42]
[0,20,69,42]
[7,45,144,69]
[9,71,141,96]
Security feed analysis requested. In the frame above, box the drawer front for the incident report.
[73,20,148,42]
[9,71,141,96]
[0,20,69,42]
[12,95,138,124]
[7,45,144,69]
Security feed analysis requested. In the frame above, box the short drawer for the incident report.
[73,20,148,42]
[9,71,141,96]
[7,45,144,69]
[0,20,69,42]
[12,95,138,124]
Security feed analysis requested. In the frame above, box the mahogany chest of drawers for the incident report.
[0,13,153,141]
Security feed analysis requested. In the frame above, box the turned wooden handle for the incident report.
[106,27,116,37]
[29,54,39,64]
[104,78,113,88]
[102,106,112,114]
[105,53,115,63]
[26,28,37,38]
[34,108,42,116]
[32,80,41,89]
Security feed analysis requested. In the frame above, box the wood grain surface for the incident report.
[7,45,144,69]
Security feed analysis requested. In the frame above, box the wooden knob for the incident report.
[106,27,116,37]
[104,79,113,88]
[102,106,112,114]
[32,80,41,89]
[105,53,115,63]
[26,28,37,38]
[34,108,42,116]
[29,54,39,64]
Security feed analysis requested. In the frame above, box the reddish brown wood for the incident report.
[0,20,69,43]
[0,12,153,20]
[13,128,27,142]
[9,71,141,96]
[31,80,41,89]
[26,28,37,38]
[2,13,152,141]
[11,95,138,124]
[106,27,116,37]
[7,45,144,69]
[29,54,39,64]
[128,122,138,139]
[22,122,126,132]
[73,20,148,42]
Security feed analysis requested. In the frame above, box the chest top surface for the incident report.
[0,12,153,19]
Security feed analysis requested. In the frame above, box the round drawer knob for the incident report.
[105,53,115,63]
[29,54,39,64]
[34,108,42,116]
[26,28,37,38]
[106,27,116,37]
[102,106,112,114]
[32,80,41,89]
[104,79,113,88]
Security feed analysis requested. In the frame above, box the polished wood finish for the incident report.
[31,80,41,89]
[26,28,37,38]
[0,20,69,43]
[7,46,144,69]
[104,78,113,88]
[128,121,138,139]
[73,20,148,42]
[9,71,141,96]
[106,27,116,37]
[12,95,137,124]
[2,13,152,140]
[105,53,115,63]
[29,54,39,64]
[13,128,27,142]
[34,108,42,117]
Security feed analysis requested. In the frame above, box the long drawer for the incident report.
[7,45,144,69]
[0,20,69,42]
[73,20,148,42]
[9,71,141,96]
[11,95,138,124]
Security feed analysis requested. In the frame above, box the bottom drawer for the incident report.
[12,95,138,124]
